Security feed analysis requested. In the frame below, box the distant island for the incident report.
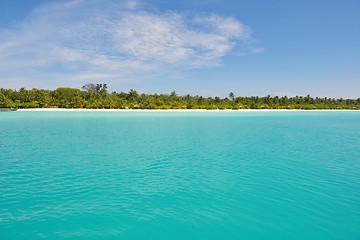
[1,84,359,110]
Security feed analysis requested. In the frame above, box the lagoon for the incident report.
[1,111,360,239]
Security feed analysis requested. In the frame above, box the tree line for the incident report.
[0,84,359,110]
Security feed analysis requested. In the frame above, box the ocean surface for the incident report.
[1,111,359,239]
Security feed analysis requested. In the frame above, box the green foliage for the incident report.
[0,85,359,110]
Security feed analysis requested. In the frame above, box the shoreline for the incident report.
[15,108,359,112]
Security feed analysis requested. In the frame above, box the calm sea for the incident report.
[1,111,359,239]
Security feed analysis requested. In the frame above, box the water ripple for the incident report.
[1,112,359,239]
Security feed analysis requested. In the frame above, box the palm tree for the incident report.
[228,92,235,100]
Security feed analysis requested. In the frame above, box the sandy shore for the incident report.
[16,108,358,112]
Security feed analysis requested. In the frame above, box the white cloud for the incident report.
[251,47,265,54]
[194,14,250,38]
[51,47,87,62]
[0,0,259,88]
[73,73,118,80]
[126,0,139,10]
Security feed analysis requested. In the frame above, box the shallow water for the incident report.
[1,111,360,239]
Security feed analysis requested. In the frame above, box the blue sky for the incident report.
[0,0,359,98]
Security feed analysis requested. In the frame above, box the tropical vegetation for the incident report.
[1,84,359,110]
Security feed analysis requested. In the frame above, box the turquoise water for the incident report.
[1,111,360,239]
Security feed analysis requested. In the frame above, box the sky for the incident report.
[0,0,359,98]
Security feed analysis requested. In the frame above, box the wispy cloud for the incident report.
[0,0,258,88]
